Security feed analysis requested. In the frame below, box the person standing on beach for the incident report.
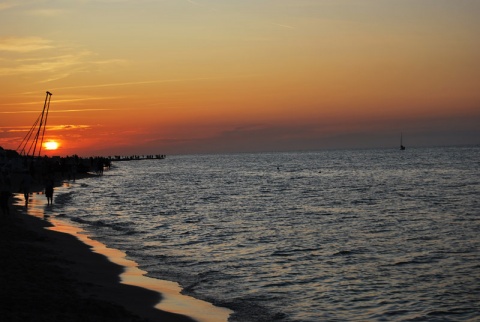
[45,176,54,205]
[20,171,32,206]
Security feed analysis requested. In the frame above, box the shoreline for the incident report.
[1,176,231,322]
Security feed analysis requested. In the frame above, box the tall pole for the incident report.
[38,91,52,157]
[31,91,52,158]
[17,91,52,157]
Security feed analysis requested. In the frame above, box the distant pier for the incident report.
[109,154,166,161]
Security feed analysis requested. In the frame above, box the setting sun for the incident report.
[44,141,59,151]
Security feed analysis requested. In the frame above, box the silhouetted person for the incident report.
[69,163,77,182]
[20,171,32,206]
[45,177,54,205]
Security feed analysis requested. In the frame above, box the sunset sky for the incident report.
[1,0,479,156]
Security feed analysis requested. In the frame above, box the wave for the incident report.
[51,147,480,322]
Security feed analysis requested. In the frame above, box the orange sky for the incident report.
[1,0,479,156]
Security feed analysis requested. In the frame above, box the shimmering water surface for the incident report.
[53,146,480,321]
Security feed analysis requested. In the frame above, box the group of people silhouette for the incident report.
[0,153,112,218]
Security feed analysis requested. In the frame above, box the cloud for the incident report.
[0,48,125,80]
[92,59,128,66]
[79,0,142,3]
[0,1,19,11]
[47,125,92,131]
[271,23,296,30]
[0,36,127,81]
[0,124,91,133]
[0,110,44,114]
[0,52,89,77]
[26,9,68,17]
[0,107,116,114]
[49,79,194,91]
[0,36,53,53]
[0,96,122,110]
[46,74,258,91]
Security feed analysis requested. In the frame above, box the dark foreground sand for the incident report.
[0,175,231,322]
[0,201,198,322]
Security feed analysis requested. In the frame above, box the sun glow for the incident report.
[44,141,59,150]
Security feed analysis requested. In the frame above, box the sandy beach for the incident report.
[0,176,230,322]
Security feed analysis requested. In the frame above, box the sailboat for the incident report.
[400,133,406,150]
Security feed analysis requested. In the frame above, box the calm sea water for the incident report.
[53,146,480,322]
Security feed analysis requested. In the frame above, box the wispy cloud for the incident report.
[0,110,44,114]
[0,1,19,11]
[0,37,126,81]
[0,124,91,133]
[53,109,115,113]
[0,36,53,53]
[0,108,115,114]
[271,23,296,30]
[54,97,121,104]
[92,58,127,65]
[0,48,126,81]
[0,51,90,76]
[49,79,198,91]
[46,74,258,91]
[46,124,92,131]
[26,8,68,17]
[0,96,122,109]
[77,0,144,3]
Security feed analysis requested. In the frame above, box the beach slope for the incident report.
[0,205,195,322]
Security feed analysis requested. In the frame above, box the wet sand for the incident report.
[0,180,231,322]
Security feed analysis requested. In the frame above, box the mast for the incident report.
[37,91,53,157]
[17,91,53,157]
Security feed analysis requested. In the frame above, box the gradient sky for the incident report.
[1,0,479,156]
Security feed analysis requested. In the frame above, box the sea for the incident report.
[50,146,479,322]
